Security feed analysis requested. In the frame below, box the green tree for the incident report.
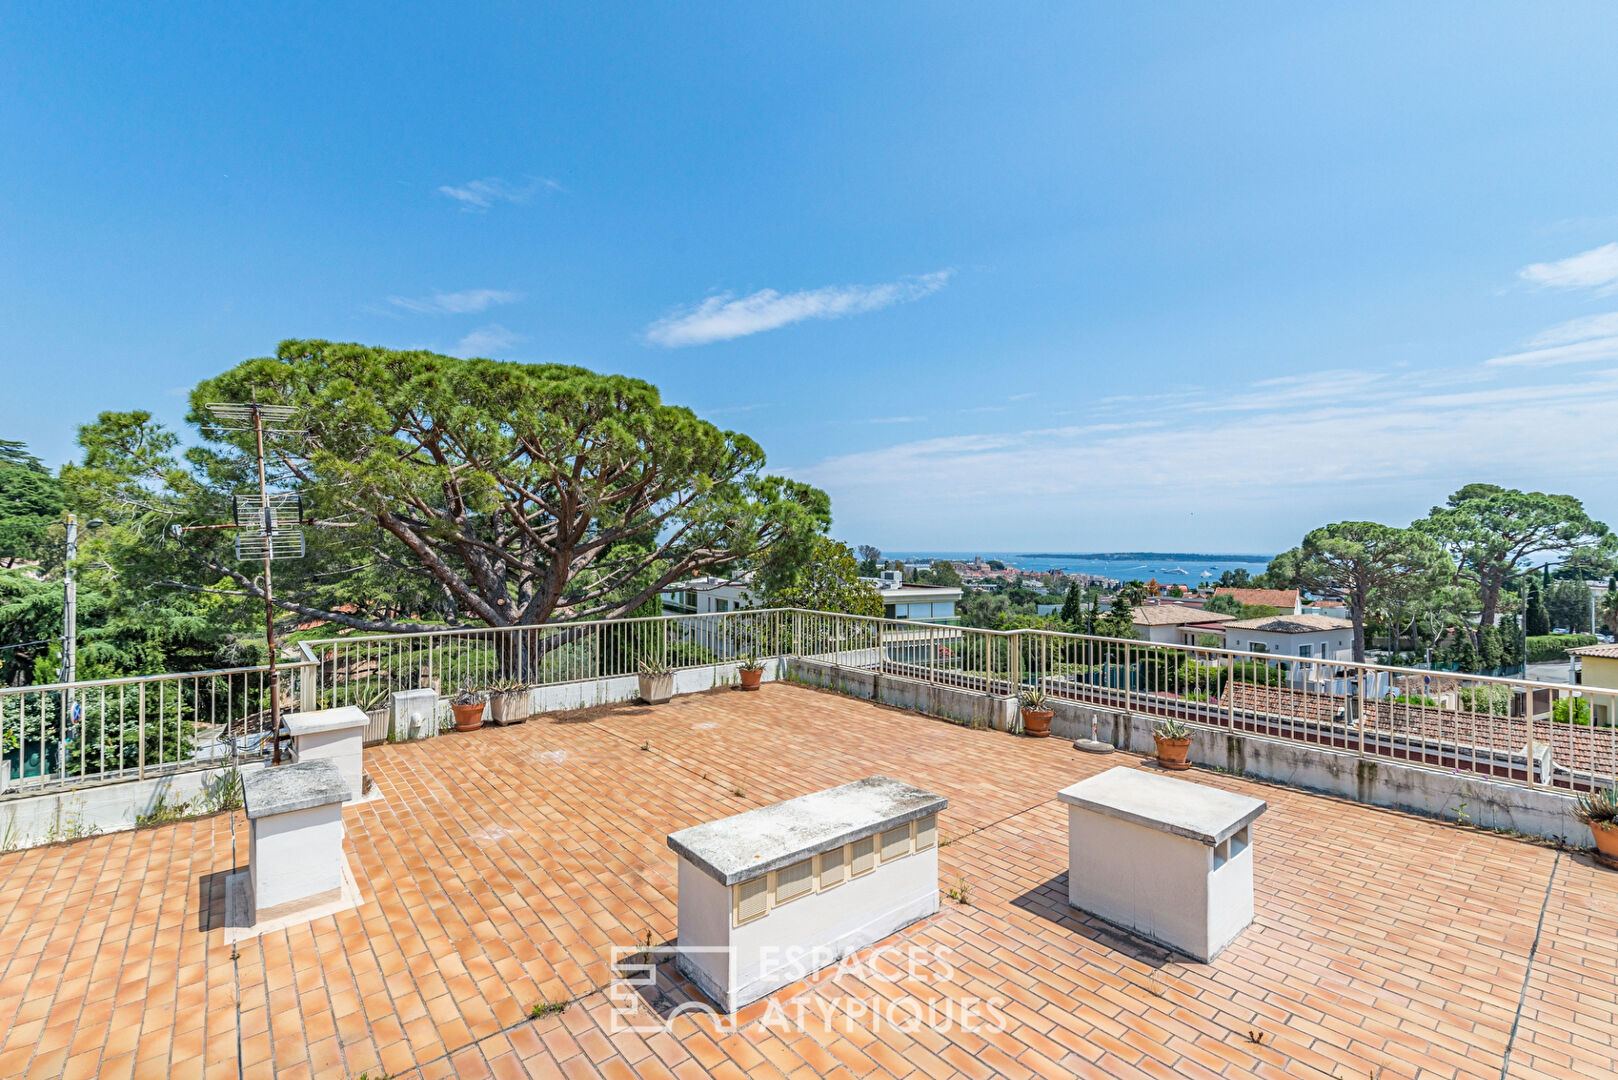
[761,537,881,617]
[1447,633,1479,673]
[1255,548,1302,589]
[1058,582,1083,626]
[1096,594,1136,640]
[922,560,962,587]
[0,439,63,568]
[68,343,831,637]
[1545,578,1593,633]
[1477,624,1504,670]
[1499,614,1525,668]
[1526,579,1551,637]
[1416,485,1612,644]
[0,568,60,683]
[1291,521,1450,663]
[1204,592,1243,617]
[855,544,882,575]
[1601,588,1618,637]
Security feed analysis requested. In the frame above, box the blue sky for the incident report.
[4,4,1618,553]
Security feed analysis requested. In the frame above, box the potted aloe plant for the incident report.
[737,652,765,691]
[1017,687,1054,738]
[1574,787,1618,866]
[485,677,530,725]
[450,685,487,732]
[1152,718,1193,770]
[638,658,675,704]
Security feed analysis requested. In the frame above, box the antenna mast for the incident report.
[182,402,305,765]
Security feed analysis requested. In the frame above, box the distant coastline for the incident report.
[1017,552,1273,562]
[884,550,1274,587]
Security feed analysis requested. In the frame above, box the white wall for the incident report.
[0,760,266,851]
[1227,629,1351,660]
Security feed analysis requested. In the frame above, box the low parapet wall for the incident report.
[785,656,1595,848]
[0,761,267,851]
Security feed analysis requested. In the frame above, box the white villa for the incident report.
[661,569,962,625]
[1223,613,1355,660]
[1129,604,1236,645]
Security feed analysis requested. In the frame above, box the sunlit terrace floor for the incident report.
[1,681,1615,1080]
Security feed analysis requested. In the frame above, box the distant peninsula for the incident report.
[1018,552,1274,562]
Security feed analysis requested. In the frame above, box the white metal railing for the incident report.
[0,662,309,796]
[786,610,1618,794]
[299,609,791,715]
[5,606,1615,798]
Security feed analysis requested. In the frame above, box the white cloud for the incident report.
[1518,242,1618,293]
[1487,310,1618,368]
[644,271,952,347]
[388,288,522,315]
[456,324,522,356]
[787,366,1618,548]
[1527,311,1618,348]
[437,176,561,211]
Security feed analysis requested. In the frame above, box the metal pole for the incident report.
[255,407,283,766]
[62,514,77,685]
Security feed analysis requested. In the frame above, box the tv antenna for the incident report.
[172,401,349,764]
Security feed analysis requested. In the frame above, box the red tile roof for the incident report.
[1214,587,1300,610]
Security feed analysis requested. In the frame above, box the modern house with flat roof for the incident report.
[1223,613,1354,660]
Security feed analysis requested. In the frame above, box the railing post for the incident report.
[137,681,146,781]
[1526,700,1538,788]
[1356,662,1366,758]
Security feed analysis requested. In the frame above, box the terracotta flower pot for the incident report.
[451,702,486,732]
[1020,708,1054,738]
[638,672,674,704]
[739,668,763,691]
[1593,822,1618,868]
[1154,734,1192,770]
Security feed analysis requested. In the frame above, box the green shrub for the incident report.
[1230,660,1284,686]
[1527,634,1598,663]
[1456,684,1513,715]
[1552,696,1593,726]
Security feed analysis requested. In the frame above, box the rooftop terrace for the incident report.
[1,681,1614,1080]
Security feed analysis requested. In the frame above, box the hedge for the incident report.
[1527,634,1598,663]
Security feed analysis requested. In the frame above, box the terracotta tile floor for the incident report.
[0,681,1614,1079]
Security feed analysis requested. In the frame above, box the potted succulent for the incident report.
[1151,718,1193,770]
[737,652,765,691]
[485,677,530,725]
[1017,687,1054,738]
[450,685,487,732]
[1574,787,1618,867]
[638,658,675,705]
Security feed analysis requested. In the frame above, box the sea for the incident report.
[884,552,1275,588]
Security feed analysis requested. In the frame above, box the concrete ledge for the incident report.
[1070,704,1599,847]
[0,761,267,851]
[784,657,1017,730]
[789,660,1598,848]
[668,776,947,885]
